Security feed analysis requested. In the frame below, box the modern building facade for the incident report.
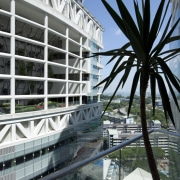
[169,0,180,133]
[0,0,103,179]
[169,1,180,179]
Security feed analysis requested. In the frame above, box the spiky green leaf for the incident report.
[127,70,141,116]
[148,0,165,52]
[164,74,180,112]
[157,57,180,93]
[156,74,175,126]
[134,0,143,36]
[150,73,156,115]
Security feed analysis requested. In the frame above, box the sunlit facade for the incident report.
[169,0,180,133]
[0,0,103,179]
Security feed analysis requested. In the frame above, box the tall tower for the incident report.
[169,0,180,133]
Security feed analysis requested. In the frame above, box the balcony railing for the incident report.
[41,129,180,180]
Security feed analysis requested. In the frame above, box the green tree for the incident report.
[103,137,108,150]
[94,0,180,179]
[146,97,152,104]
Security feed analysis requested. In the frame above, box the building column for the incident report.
[44,14,48,110]
[65,27,69,107]
[79,36,83,105]
[10,0,15,114]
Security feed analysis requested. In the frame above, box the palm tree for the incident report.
[93,0,180,179]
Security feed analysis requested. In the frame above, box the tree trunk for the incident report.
[140,71,160,180]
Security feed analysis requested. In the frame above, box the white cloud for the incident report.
[110,28,122,36]
[115,29,122,35]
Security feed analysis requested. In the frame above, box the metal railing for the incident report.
[41,128,180,180]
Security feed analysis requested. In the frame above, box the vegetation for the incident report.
[0,101,65,114]
[93,0,180,179]
[168,149,180,179]
[109,147,165,161]
[102,96,169,127]
[108,147,165,176]
[103,137,108,150]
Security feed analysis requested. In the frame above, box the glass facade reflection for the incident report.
[0,119,103,179]
[169,0,180,133]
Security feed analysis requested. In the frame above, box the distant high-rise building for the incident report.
[169,0,180,133]
[0,0,103,179]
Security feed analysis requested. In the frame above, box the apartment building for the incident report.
[0,0,103,179]
[105,123,170,156]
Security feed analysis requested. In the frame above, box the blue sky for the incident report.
[83,0,171,95]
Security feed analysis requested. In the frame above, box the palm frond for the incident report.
[94,59,128,91]
[162,35,180,44]
[134,0,143,36]
[120,56,135,87]
[148,0,165,52]
[127,70,141,116]
[102,79,122,116]
[150,73,156,116]
[160,48,180,62]
[157,57,180,93]
[101,61,138,93]
[156,74,175,126]
[105,43,132,65]
[101,0,127,36]
[99,60,128,92]
[159,47,180,57]
[164,74,180,112]
[99,0,179,178]
[116,0,143,42]
[93,43,132,65]
[152,18,180,56]
[143,0,150,48]
[158,14,172,44]
[116,0,145,59]
[158,0,170,35]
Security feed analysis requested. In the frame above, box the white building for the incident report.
[0,0,103,179]
[105,124,170,156]
[150,120,161,129]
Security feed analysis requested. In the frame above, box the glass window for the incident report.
[0,79,10,95]
[68,55,80,68]
[48,97,65,109]
[15,40,44,59]
[15,19,44,42]
[15,80,44,95]
[68,69,80,81]
[69,41,80,56]
[48,49,66,64]
[48,64,65,79]
[68,83,80,94]
[15,59,44,77]
[15,99,44,113]
[0,14,10,33]
[0,100,10,114]
[69,96,79,106]
[0,57,10,74]
[48,81,66,94]
[48,32,65,49]
[0,36,10,53]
